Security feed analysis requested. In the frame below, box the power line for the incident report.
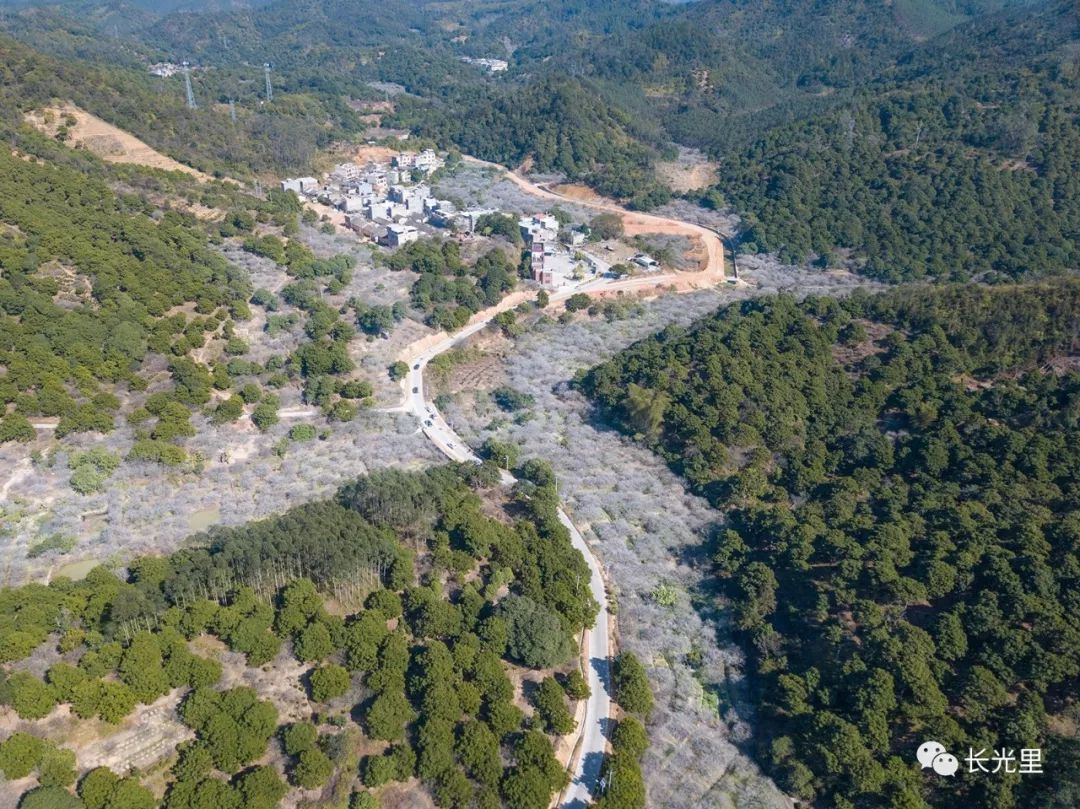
[182,61,197,110]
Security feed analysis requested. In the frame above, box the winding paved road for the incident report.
[390,160,737,806]
[399,317,612,808]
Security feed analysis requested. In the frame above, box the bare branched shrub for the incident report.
[443,275,876,808]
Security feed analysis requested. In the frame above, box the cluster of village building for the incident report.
[460,56,509,73]
[282,150,659,288]
[282,150,457,247]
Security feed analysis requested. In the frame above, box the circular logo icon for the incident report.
[917,741,946,769]
[932,752,959,777]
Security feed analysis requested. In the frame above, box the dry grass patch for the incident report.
[25,104,213,181]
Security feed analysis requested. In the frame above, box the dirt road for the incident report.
[397,162,737,365]
[462,156,727,279]
[386,161,745,804]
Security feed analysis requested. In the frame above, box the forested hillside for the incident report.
[2,0,1064,222]
[0,130,372,459]
[582,280,1080,808]
[0,34,359,176]
[0,62,381,465]
[551,0,1043,153]
[0,464,604,809]
[399,77,671,209]
[715,0,1080,280]
[0,145,249,441]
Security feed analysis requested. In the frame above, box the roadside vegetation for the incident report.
[438,281,867,809]
[384,238,518,331]
[582,279,1080,808]
[0,464,596,809]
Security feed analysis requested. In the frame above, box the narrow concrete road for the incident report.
[400,319,613,808]
[556,511,613,809]
[390,161,742,803]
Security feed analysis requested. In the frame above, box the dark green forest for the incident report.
[0,464,601,809]
[568,0,1048,153]
[715,0,1080,280]
[397,77,672,210]
[3,0,1073,243]
[582,279,1080,808]
[0,145,249,439]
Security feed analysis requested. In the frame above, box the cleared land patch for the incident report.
[25,103,214,181]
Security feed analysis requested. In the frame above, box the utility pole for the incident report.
[182,61,197,110]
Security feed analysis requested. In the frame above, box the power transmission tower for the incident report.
[182,61,197,110]
[229,99,237,123]
[264,63,273,102]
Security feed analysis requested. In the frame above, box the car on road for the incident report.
[425,420,432,427]
[448,442,455,449]
[414,363,420,369]
[412,386,418,393]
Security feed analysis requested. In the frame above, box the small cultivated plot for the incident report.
[424,335,514,401]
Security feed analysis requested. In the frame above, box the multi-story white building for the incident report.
[385,224,420,247]
[331,163,364,183]
[519,214,559,246]
[393,149,443,175]
[281,177,320,195]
